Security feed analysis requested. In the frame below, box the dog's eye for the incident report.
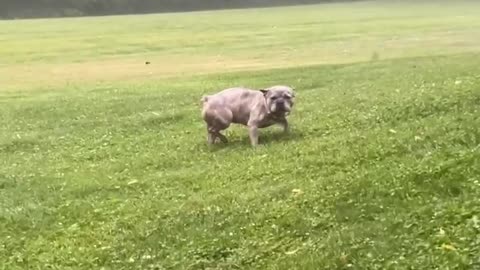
[271,96,277,100]
[284,94,291,99]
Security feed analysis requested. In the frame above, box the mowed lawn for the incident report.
[2,0,480,90]
[1,1,480,269]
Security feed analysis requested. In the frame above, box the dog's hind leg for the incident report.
[215,131,228,143]
[207,126,228,144]
[207,130,216,144]
[203,104,232,145]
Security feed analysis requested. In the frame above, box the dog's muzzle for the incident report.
[276,101,291,112]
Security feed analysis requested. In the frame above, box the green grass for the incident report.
[1,1,480,269]
[1,0,480,90]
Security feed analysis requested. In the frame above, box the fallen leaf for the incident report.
[292,189,304,197]
[472,215,479,228]
[127,180,139,185]
[285,248,299,255]
[441,243,456,251]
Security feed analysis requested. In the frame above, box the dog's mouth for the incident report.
[271,101,291,114]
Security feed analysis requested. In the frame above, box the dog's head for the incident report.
[260,85,295,114]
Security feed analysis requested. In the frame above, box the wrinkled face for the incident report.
[261,85,295,114]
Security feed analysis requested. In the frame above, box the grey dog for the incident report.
[201,85,296,146]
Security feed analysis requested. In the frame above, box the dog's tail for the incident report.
[201,95,209,104]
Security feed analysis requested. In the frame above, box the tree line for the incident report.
[0,0,360,19]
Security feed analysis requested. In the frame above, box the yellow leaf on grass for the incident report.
[127,180,139,185]
[292,189,304,197]
[285,248,299,255]
[441,243,456,251]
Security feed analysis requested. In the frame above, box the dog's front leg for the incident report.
[248,125,259,146]
[277,118,289,134]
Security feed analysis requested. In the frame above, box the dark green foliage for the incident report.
[0,0,361,19]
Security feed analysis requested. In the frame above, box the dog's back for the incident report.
[202,87,263,127]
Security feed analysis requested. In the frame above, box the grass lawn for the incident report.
[1,0,480,269]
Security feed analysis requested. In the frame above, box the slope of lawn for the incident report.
[1,1,480,269]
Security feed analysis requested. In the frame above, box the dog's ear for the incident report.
[260,89,269,96]
[289,87,296,98]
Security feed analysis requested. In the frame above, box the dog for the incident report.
[201,85,295,146]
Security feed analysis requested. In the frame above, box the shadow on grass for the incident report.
[142,112,187,128]
[202,130,305,152]
[0,138,39,154]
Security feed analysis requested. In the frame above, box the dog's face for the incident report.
[261,85,295,114]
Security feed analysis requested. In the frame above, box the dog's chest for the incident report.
[257,116,279,128]
[232,113,250,125]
